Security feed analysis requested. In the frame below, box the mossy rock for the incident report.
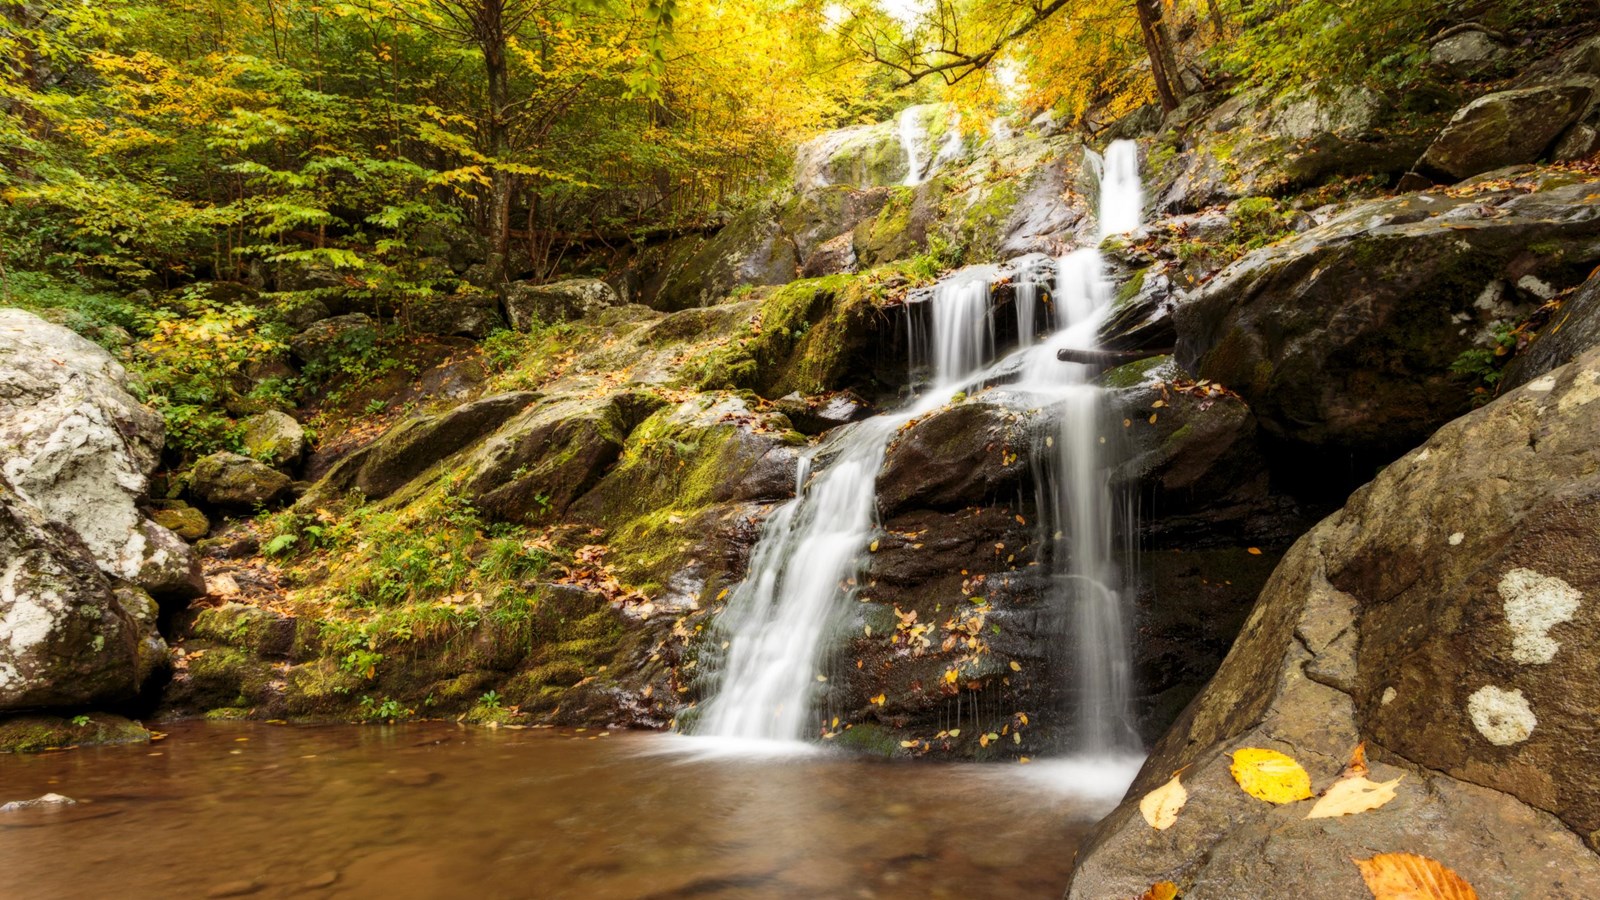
[149,500,210,541]
[0,714,150,753]
[188,452,292,508]
[830,722,903,758]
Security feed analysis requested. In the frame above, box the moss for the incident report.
[1101,355,1172,389]
[0,714,150,753]
[204,706,251,721]
[832,722,903,758]
[1114,268,1149,308]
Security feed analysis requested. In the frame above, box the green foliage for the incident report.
[1450,323,1518,402]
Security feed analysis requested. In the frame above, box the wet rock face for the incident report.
[0,477,147,712]
[1418,82,1595,181]
[0,308,200,597]
[876,402,1031,518]
[1068,347,1600,898]
[1176,179,1600,465]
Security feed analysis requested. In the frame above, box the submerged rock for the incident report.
[0,308,200,597]
[1068,346,1600,898]
[0,714,151,753]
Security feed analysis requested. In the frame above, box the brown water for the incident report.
[0,722,1138,899]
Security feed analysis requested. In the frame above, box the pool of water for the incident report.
[0,722,1138,899]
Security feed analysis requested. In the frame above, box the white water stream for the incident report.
[694,139,1146,756]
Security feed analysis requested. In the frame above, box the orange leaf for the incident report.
[1355,853,1477,899]
[1140,882,1179,900]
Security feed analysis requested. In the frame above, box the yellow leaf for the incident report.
[1354,853,1478,899]
[1307,774,1403,819]
[900,740,917,748]
[1140,882,1180,900]
[1148,413,1158,424]
[1018,756,1031,764]
[1229,747,1313,804]
[869,540,880,552]
[944,668,959,684]
[871,693,886,706]
[948,728,961,737]
[1009,660,1022,672]
[1139,773,1187,830]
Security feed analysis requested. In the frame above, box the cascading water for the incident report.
[695,268,996,745]
[899,107,926,187]
[693,139,1145,755]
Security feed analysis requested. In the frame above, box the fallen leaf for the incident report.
[1009,660,1022,672]
[1308,743,1402,819]
[1355,853,1477,899]
[1309,774,1403,819]
[1140,773,1188,830]
[1247,547,1262,555]
[1230,747,1313,804]
[871,693,886,706]
[1140,882,1180,900]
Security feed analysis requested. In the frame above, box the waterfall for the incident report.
[695,270,996,744]
[899,107,926,187]
[693,136,1146,755]
[1097,140,1143,239]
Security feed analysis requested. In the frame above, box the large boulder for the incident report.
[876,401,1030,517]
[0,477,150,711]
[306,392,537,504]
[1427,27,1507,79]
[651,206,800,311]
[1067,348,1600,898]
[188,452,292,508]
[1176,178,1600,465]
[0,308,199,597]
[502,278,622,330]
[1418,81,1596,181]
[461,392,662,521]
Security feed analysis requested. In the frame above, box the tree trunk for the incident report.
[481,5,513,286]
[1134,0,1184,112]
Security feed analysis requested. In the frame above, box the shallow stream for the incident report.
[0,722,1134,899]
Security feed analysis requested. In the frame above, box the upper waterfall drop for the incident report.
[899,107,926,187]
[1097,139,1144,238]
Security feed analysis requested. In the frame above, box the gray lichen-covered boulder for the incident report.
[188,452,292,508]
[1066,347,1600,898]
[1176,177,1600,464]
[240,410,306,470]
[503,278,622,329]
[0,308,200,597]
[1418,81,1596,181]
[0,476,150,712]
[1427,27,1507,79]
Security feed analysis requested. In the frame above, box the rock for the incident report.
[1553,120,1598,161]
[651,206,800,310]
[876,402,1030,517]
[503,277,622,329]
[799,232,859,278]
[780,185,892,268]
[287,313,378,369]
[1067,348,1600,897]
[0,308,201,597]
[0,793,75,811]
[305,391,537,504]
[1418,82,1595,181]
[410,287,502,338]
[1176,179,1600,465]
[115,583,170,684]
[188,452,292,508]
[1428,27,1506,78]
[1503,271,1600,390]
[1106,358,1292,544]
[0,714,151,753]
[191,603,300,660]
[149,499,209,541]
[462,392,663,520]
[791,116,912,189]
[204,880,262,898]
[240,410,307,470]
[773,391,873,435]
[280,297,331,331]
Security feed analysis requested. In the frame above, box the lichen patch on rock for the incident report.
[1466,685,1536,746]
[1498,567,1581,665]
